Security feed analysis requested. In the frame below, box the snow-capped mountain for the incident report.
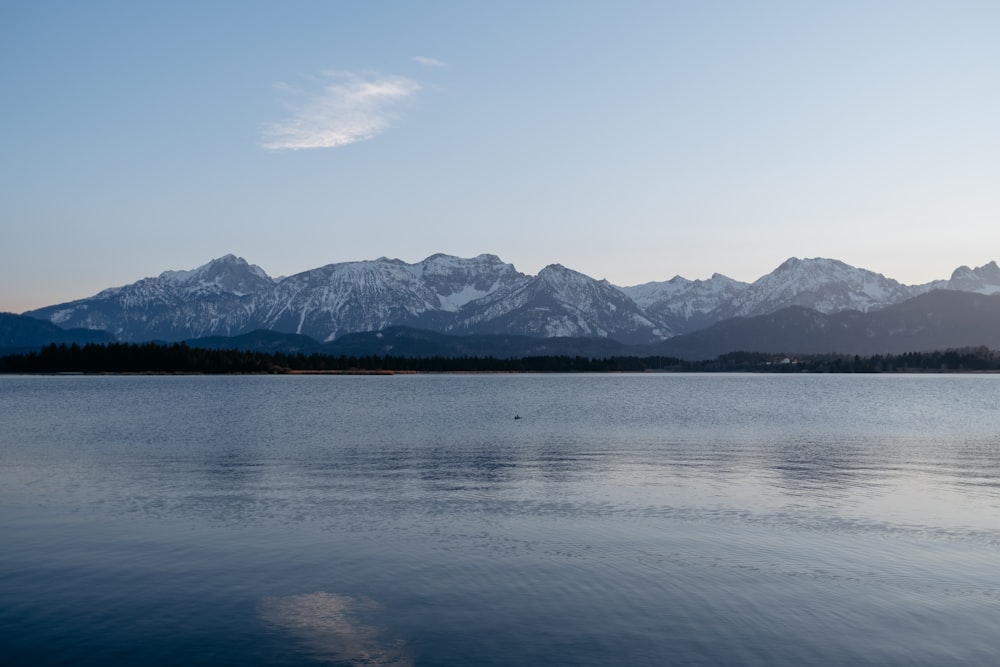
[450,264,668,343]
[620,273,749,335]
[157,253,273,297]
[947,261,1000,295]
[235,254,528,342]
[617,257,936,333]
[414,253,527,311]
[713,257,919,320]
[25,253,534,343]
[21,253,1000,345]
[30,254,275,341]
[240,258,438,341]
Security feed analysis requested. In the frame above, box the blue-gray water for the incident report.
[2,373,999,666]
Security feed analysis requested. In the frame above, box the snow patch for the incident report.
[437,285,491,311]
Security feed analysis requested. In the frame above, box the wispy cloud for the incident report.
[262,72,420,151]
[412,55,447,68]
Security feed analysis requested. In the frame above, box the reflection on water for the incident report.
[259,593,410,666]
[2,374,1000,666]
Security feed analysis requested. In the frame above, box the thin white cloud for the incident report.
[262,72,420,150]
[412,55,447,68]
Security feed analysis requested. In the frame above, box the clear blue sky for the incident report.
[2,0,998,312]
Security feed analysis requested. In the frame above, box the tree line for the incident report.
[0,342,667,374]
[2,342,1000,374]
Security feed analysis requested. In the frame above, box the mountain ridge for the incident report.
[21,253,1000,348]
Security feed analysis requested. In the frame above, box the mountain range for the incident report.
[10,253,1000,359]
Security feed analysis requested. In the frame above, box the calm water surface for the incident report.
[1,374,999,666]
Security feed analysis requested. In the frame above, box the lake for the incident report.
[1,373,999,666]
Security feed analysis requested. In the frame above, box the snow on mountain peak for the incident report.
[444,260,668,343]
[618,272,750,334]
[415,253,526,311]
[948,260,1000,294]
[158,255,273,296]
[723,257,912,318]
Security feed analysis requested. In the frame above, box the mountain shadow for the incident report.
[0,312,115,354]
[649,290,1000,360]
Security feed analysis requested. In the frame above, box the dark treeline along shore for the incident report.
[3,342,1000,374]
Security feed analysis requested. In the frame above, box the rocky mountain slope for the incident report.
[620,273,749,335]
[447,264,667,344]
[235,254,527,342]
[715,257,920,318]
[947,261,1000,295]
